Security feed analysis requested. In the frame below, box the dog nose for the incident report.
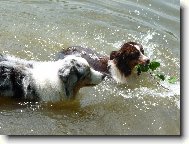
[146,59,150,64]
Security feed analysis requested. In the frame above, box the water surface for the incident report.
[0,0,180,135]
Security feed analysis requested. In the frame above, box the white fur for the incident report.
[31,55,103,101]
[31,60,65,101]
[139,54,149,63]
[134,45,149,63]
[90,68,105,84]
[1,55,104,101]
[5,55,33,66]
[134,45,141,51]
[108,60,127,84]
[108,60,141,84]
[64,55,90,66]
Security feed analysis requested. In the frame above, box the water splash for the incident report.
[80,30,180,110]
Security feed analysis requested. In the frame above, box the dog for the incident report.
[57,42,150,83]
[0,54,105,102]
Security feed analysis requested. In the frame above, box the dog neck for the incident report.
[108,60,133,83]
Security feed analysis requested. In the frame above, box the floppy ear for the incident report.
[110,51,118,60]
[58,62,79,98]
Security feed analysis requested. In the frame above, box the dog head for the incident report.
[110,42,150,77]
[58,55,105,99]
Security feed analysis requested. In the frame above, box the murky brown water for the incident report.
[0,0,180,135]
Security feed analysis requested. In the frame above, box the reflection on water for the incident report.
[0,0,180,135]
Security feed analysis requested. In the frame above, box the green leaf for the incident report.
[136,61,178,85]
[168,77,177,84]
[137,64,149,72]
[136,66,142,75]
[149,61,160,71]
[156,74,165,81]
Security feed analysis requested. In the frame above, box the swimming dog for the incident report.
[57,42,150,83]
[0,54,105,102]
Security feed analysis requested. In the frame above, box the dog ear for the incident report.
[58,61,79,98]
[110,51,118,60]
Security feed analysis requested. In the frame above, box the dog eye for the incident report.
[76,63,81,68]
[130,52,140,59]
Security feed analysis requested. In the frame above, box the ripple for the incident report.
[0,0,180,135]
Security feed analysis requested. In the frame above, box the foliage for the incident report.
[136,61,177,84]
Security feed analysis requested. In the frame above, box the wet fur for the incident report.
[0,55,104,101]
[57,42,150,83]
[58,46,109,74]
[110,42,145,77]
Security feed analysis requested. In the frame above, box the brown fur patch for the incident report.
[59,42,148,78]
[111,42,144,77]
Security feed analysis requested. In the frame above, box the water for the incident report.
[0,0,180,135]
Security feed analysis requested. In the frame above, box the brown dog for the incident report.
[57,42,150,83]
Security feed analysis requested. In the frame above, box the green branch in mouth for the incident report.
[136,61,177,84]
